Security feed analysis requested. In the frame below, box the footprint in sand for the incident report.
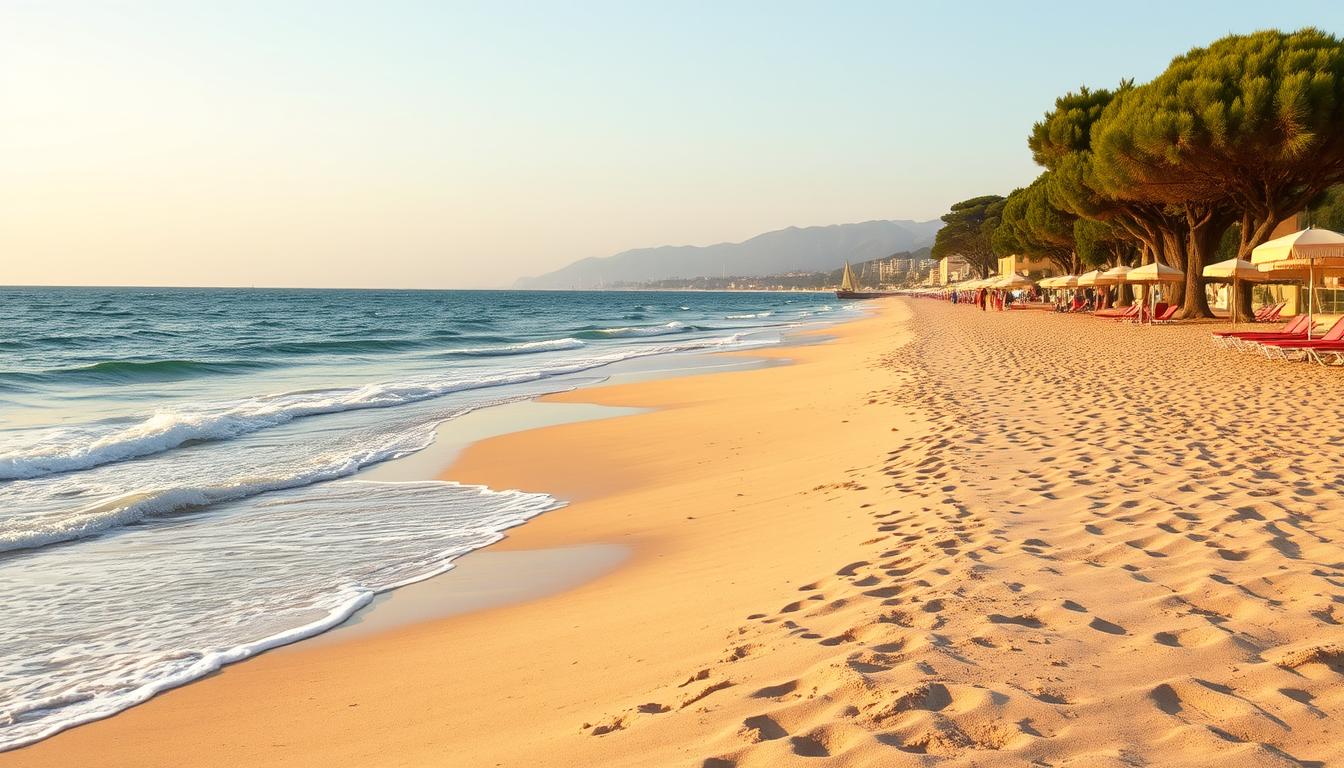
[790,735,829,757]
[740,714,787,742]
[752,680,799,699]
[1088,617,1126,635]
[988,614,1045,628]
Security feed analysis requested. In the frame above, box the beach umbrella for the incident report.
[1077,269,1123,314]
[1100,264,1132,282]
[1076,270,1104,287]
[1125,262,1184,283]
[995,273,1035,290]
[1202,258,1266,322]
[1124,262,1184,325]
[1099,265,1133,310]
[1255,259,1344,338]
[1252,228,1344,339]
[1052,275,1082,307]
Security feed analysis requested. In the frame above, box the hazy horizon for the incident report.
[6,1,1344,289]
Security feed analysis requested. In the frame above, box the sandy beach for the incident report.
[10,298,1344,767]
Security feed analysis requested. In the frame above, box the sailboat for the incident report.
[835,260,895,299]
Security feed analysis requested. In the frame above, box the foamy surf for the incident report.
[584,321,690,338]
[445,337,586,356]
[0,333,760,481]
[0,479,562,751]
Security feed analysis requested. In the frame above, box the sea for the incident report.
[0,287,852,750]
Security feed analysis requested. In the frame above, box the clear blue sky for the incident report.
[4,1,1342,287]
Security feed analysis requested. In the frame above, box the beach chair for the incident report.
[1152,305,1180,324]
[1101,304,1140,321]
[1254,302,1284,322]
[1211,315,1309,349]
[1254,317,1344,360]
[1230,316,1320,351]
[1309,346,1344,366]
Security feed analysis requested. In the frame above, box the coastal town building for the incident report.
[938,255,971,285]
[996,253,1057,281]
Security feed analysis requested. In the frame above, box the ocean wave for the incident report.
[577,321,691,339]
[31,358,277,383]
[0,425,441,553]
[0,333,762,481]
[0,480,561,751]
[726,311,773,319]
[238,338,430,356]
[440,338,586,357]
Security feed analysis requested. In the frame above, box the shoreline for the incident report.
[5,300,903,767]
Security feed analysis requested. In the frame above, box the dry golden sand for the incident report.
[9,299,1344,767]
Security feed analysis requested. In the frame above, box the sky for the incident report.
[4,1,1344,289]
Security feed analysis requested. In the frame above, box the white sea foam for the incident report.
[448,337,586,356]
[0,332,752,482]
[0,480,561,751]
[592,321,688,338]
[726,311,773,319]
[0,419,441,553]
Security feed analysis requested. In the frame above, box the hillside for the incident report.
[513,219,942,289]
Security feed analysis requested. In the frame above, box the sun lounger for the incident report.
[1097,304,1139,320]
[1152,305,1180,323]
[1230,320,1321,351]
[1254,302,1285,322]
[1253,317,1344,359]
[1211,315,1310,349]
[1308,346,1344,366]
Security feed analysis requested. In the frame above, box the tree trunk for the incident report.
[1182,205,1235,319]
[1231,208,1292,322]
[1114,256,1133,306]
[1181,206,1234,319]
[1234,280,1256,323]
[1161,230,1188,310]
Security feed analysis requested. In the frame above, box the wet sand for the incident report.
[11,298,1344,767]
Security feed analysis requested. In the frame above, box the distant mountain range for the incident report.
[513,219,943,290]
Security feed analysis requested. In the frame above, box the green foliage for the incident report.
[1028,86,1119,170]
[1029,84,1164,252]
[1306,184,1344,230]
[1091,29,1344,236]
[994,174,1078,273]
[1074,218,1136,268]
[931,195,1006,278]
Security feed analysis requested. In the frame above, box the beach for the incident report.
[10,298,1344,767]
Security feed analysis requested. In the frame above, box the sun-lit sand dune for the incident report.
[9,299,1344,767]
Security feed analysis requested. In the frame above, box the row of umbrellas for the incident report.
[947,228,1344,335]
[953,274,1036,290]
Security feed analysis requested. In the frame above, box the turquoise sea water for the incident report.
[0,287,849,750]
